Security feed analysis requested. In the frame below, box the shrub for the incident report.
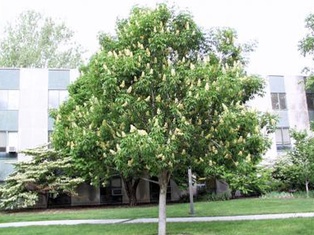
[261,191,294,199]
[261,190,314,199]
[197,190,231,201]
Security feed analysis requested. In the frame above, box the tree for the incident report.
[299,13,314,88]
[0,146,84,210]
[52,4,275,235]
[273,129,314,197]
[0,10,85,68]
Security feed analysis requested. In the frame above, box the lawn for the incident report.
[1,218,314,235]
[1,198,314,223]
[1,198,314,234]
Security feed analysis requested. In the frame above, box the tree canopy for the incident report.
[299,13,314,88]
[0,10,85,68]
[51,4,275,235]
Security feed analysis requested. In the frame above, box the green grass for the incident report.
[1,218,314,235]
[1,198,314,223]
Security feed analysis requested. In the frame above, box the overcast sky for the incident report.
[1,0,314,76]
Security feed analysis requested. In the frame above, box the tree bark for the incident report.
[122,177,140,206]
[305,180,309,198]
[158,170,170,235]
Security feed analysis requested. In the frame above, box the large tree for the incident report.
[299,13,314,88]
[0,10,85,68]
[52,4,275,235]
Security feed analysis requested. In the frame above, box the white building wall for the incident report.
[18,69,48,161]
[248,75,311,166]
[70,69,80,84]
[285,75,310,131]
[247,76,278,165]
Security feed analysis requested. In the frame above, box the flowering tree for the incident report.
[52,4,275,235]
[0,146,83,210]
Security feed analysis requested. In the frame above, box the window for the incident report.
[0,131,18,152]
[306,93,314,110]
[111,177,122,188]
[0,90,19,110]
[48,90,68,109]
[8,132,18,148]
[271,93,287,110]
[48,131,53,148]
[0,132,6,152]
[275,127,291,150]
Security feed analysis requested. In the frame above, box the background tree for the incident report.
[299,13,314,89]
[272,129,314,197]
[52,4,275,235]
[0,146,84,210]
[0,10,85,68]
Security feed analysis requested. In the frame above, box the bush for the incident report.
[261,190,314,199]
[292,190,314,198]
[197,190,231,201]
[261,191,294,199]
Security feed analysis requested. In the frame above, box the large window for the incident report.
[271,93,287,110]
[275,127,291,150]
[0,131,18,152]
[0,132,6,152]
[48,90,68,109]
[306,93,314,110]
[0,90,19,110]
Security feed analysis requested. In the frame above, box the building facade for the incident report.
[249,75,312,165]
[0,69,312,206]
[0,68,185,207]
[0,68,79,181]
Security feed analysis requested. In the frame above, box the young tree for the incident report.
[0,10,85,68]
[0,146,84,210]
[52,4,275,235]
[277,129,314,197]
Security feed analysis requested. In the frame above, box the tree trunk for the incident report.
[122,177,140,206]
[305,180,309,198]
[44,192,49,209]
[158,170,170,235]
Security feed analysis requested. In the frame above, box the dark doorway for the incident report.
[48,193,71,208]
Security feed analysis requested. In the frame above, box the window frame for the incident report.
[275,127,291,151]
[271,92,287,110]
[48,89,69,109]
[0,89,19,110]
[0,131,18,152]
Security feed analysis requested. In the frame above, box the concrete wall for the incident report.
[18,69,48,161]
[285,75,310,130]
[68,177,183,207]
[0,68,74,161]
[71,183,101,206]
[247,76,278,164]
[248,75,311,166]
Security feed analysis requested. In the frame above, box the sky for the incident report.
[1,0,314,76]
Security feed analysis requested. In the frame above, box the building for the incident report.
[248,74,311,166]
[0,68,78,180]
[0,68,185,207]
[0,69,312,207]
